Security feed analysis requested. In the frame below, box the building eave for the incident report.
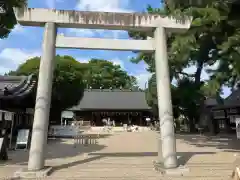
[0,74,36,100]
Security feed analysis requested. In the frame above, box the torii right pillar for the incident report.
[154,26,177,168]
[154,19,191,169]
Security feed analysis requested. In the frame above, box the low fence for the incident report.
[74,134,99,146]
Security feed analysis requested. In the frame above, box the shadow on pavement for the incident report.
[176,133,240,152]
[0,134,111,166]
[177,151,215,165]
[52,155,105,172]
[88,152,158,157]
[88,151,215,166]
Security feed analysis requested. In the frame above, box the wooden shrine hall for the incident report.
[68,89,153,127]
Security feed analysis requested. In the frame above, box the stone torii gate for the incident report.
[14,7,191,176]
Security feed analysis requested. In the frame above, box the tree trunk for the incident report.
[189,119,197,133]
[49,108,62,125]
[189,60,204,133]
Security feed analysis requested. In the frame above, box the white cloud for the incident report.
[111,58,125,69]
[0,66,11,75]
[77,57,125,69]
[222,86,231,98]
[102,30,128,39]
[77,58,89,63]
[0,48,40,74]
[136,72,151,89]
[183,61,219,81]
[0,48,40,64]
[11,24,25,34]
[67,29,95,37]
[66,28,128,39]
[76,0,131,12]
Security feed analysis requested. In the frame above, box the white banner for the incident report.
[4,112,13,121]
[16,129,29,146]
[236,117,240,139]
[61,111,74,119]
[0,137,3,150]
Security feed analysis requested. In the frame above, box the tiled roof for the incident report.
[69,89,151,111]
[0,75,36,99]
[204,98,218,107]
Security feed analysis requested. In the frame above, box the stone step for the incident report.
[47,164,233,179]
[19,175,231,180]
[1,163,234,180]
[51,165,233,171]
[50,169,232,177]
[17,178,231,180]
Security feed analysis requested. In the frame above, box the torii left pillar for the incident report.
[28,22,56,171]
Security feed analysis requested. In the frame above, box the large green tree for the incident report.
[130,0,240,131]
[0,0,26,38]
[9,56,139,108]
[9,56,139,123]
[208,3,240,90]
[9,55,85,114]
[82,59,139,89]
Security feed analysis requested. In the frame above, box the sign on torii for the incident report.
[14,7,191,174]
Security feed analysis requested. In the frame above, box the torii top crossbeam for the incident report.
[14,8,191,33]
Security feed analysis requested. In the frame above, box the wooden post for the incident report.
[140,112,142,126]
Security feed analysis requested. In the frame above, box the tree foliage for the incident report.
[9,56,139,109]
[82,59,139,89]
[0,0,27,38]
[130,0,240,131]
[9,55,85,111]
[9,56,139,124]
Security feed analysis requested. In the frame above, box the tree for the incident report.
[0,0,27,38]
[82,59,139,89]
[9,55,85,118]
[161,1,240,91]
[208,3,240,90]
[129,1,239,131]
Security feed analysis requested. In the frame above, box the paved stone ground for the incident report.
[0,131,239,179]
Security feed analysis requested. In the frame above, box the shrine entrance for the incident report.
[91,111,145,126]
[13,7,191,175]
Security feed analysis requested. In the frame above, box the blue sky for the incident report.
[0,0,231,97]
